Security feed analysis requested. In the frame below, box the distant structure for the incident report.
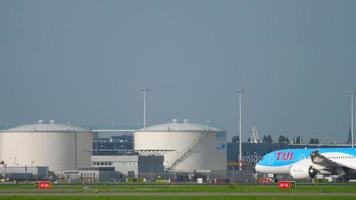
[292,136,303,144]
[248,126,260,143]
[92,135,133,155]
[0,120,94,172]
[134,119,227,171]
[347,127,356,145]
[91,133,164,178]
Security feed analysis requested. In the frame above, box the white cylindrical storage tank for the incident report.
[134,121,226,171]
[0,121,94,172]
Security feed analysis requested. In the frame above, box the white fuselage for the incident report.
[256,150,356,176]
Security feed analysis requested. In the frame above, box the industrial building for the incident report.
[91,133,165,179]
[0,120,229,182]
[0,166,48,181]
[0,120,94,172]
[59,167,119,183]
[91,155,164,179]
[92,155,138,178]
[134,120,227,171]
[92,135,133,155]
[92,120,227,173]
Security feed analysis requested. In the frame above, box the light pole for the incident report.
[235,90,244,170]
[140,88,149,129]
[347,91,355,148]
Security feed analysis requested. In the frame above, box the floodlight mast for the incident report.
[235,89,244,170]
[140,88,149,129]
[348,90,355,148]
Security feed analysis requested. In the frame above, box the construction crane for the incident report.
[249,126,261,143]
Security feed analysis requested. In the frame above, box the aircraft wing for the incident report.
[310,150,347,175]
[310,151,339,167]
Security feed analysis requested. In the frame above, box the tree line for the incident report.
[231,135,320,144]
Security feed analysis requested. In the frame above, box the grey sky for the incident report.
[1,0,355,143]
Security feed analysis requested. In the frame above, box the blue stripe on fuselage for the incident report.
[257,148,356,167]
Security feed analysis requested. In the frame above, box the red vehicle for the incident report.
[278,181,296,189]
[34,181,52,189]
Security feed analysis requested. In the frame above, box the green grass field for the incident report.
[0,183,356,200]
[0,183,356,193]
[0,196,355,200]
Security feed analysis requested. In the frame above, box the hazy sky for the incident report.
[1,0,356,143]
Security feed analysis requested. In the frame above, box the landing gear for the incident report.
[335,175,349,182]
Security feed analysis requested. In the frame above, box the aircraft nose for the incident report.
[255,162,261,172]
[255,158,266,173]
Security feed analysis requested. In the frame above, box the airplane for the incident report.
[255,148,356,180]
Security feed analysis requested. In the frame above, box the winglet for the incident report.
[310,150,321,163]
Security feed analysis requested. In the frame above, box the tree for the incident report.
[262,136,267,143]
[262,135,273,143]
[232,136,239,143]
[278,135,290,144]
[267,134,273,143]
[309,138,320,144]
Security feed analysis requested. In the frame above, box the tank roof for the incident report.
[138,121,223,132]
[2,121,89,132]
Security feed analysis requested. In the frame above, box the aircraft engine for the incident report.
[289,163,319,179]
